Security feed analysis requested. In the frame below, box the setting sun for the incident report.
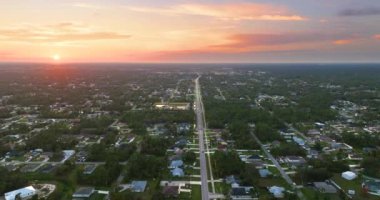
[52,54,61,61]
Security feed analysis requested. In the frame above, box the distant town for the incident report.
[0,64,379,200]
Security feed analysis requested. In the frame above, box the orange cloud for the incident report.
[333,39,353,45]
[127,3,306,21]
[137,32,358,61]
[126,44,319,63]
[374,34,380,40]
[211,33,346,50]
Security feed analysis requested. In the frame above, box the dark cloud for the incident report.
[339,7,380,16]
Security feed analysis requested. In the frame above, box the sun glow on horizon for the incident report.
[52,54,61,61]
[0,0,379,62]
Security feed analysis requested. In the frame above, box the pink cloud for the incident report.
[374,34,380,40]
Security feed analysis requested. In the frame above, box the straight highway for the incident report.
[195,75,209,200]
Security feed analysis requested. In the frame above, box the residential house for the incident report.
[362,180,380,196]
[307,129,321,136]
[246,155,261,163]
[342,171,357,180]
[154,102,190,110]
[83,164,97,175]
[313,182,338,194]
[162,186,179,198]
[230,186,255,200]
[76,151,88,162]
[280,131,295,139]
[331,142,353,152]
[258,169,272,178]
[169,160,183,169]
[72,187,95,199]
[171,168,184,177]
[130,181,148,192]
[268,186,285,198]
[307,149,319,159]
[176,123,191,134]
[347,153,363,161]
[315,122,325,128]
[250,160,265,169]
[225,175,240,185]
[284,156,307,167]
[292,136,305,146]
[4,186,36,200]
[147,123,167,135]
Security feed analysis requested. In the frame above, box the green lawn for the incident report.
[191,185,201,200]
[267,165,281,176]
[185,166,199,176]
[90,193,107,200]
[332,173,378,200]
[214,182,229,195]
[301,188,341,200]
[12,155,27,161]
[258,177,291,189]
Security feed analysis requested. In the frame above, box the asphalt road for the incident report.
[250,130,305,200]
[195,76,209,200]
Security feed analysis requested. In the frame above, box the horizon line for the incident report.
[1,61,380,65]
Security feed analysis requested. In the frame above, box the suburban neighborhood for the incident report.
[0,65,379,200]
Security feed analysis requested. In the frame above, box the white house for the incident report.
[4,186,36,200]
[342,171,357,180]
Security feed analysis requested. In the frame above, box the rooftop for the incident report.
[72,187,95,198]
[131,181,148,192]
[314,182,338,193]
[5,186,36,200]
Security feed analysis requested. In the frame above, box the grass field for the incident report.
[191,185,201,200]
[332,173,379,200]
[301,188,341,200]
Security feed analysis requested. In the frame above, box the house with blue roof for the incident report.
[293,136,305,146]
[169,160,183,169]
[259,169,272,178]
[131,181,148,192]
[171,168,184,177]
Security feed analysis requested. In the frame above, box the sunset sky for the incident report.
[1,0,380,63]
